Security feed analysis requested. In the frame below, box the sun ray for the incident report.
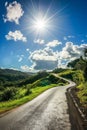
[23,1,68,39]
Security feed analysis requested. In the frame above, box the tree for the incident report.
[84,48,87,60]
[1,87,17,101]
[67,58,80,68]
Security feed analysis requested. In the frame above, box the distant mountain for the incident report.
[0,68,31,76]
[0,68,49,87]
[0,68,31,86]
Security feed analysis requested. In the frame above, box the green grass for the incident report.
[0,84,57,113]
[58,69,87,107]
[0,74,68,113]
[77,82,87,106]
[58,69,84,84]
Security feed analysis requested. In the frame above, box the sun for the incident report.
[28,11,56,35]
[33,18,47,32]
[35,19,46,30]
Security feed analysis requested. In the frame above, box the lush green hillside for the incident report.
[57,57,87,109]
[0,68,31,88]
[0,70,68,113]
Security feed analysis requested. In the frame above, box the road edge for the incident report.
[66,86,87,130]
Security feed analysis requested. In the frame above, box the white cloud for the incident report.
[5,30,27,42]
[64,36,75,41]
[29,47,59,70]
[17,55,24,62]
[60,42,81,60]
[26,48,30,52]
[46,40,62,47]
[21,65,30,71]
[59,42,87,68]
[21,65,36,72]
[68,35,75,38]
[5,1,8,7]
[4,1,24,24]
[29,42,87,70]
[18,57,23,62]
[34,39,45,44]
[10,67,18,70]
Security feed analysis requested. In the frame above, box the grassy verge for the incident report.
[77,82,87,106]
[0,84,57,113]
[58,69,87,107]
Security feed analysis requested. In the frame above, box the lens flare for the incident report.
[33,17,48,32]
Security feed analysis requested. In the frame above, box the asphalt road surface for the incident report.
[0,80,75,130]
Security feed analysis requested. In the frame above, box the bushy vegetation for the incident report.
[0,68,31,88]
[59,69,84,84]
[0,87,17,101]
[59,51,87,107]
[0,69,67,113]
[18,71,49,87]
[0,84,57,113]
[77,82,87,105]
[52,68,66,73]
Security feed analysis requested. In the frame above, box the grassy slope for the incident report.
[0,84,56,113]
[0,74,67,113]
[58,69,87,107]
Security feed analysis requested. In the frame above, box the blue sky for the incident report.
[0,0,87,72]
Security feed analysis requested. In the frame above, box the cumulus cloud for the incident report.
[22,41,87,71]
[34,39,45,44]
[59,42,87,67]
[29,47,58,70]
[29,42,87,70]
[67,35,75,38]
[21,65,36,72]
[5,1,8,7]
[18,57,23,62]
[17,55,24,62]
[46,40,62,47]
[60,42,81,60]
[4,1,24,24]
[21,65,30,71]
[64,36,75,41]
[26,48,30,52]
[5,30,27,42]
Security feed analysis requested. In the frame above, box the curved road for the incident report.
[0,79,75,130]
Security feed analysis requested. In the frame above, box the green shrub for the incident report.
[25,87,32,96]
[1,87,17,101]
[77,82,87,105]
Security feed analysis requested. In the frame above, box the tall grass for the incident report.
[0,84,57,113]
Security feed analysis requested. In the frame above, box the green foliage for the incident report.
[52,68,66,73]
[25,87,32,96]
[1,87,17,101]
[0,68,31,87]
[67,56,86,71]
[67,58,80,68]
[84,66,87,81]
[72,70,84,85]
[59,69,84,84]
[0,84,57,113]
[77,82,87,105]
[18,71,49,87]
[59,68,86,107]
[48,74,59,83]
[0,71,68,113]
[59,70,75,80]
